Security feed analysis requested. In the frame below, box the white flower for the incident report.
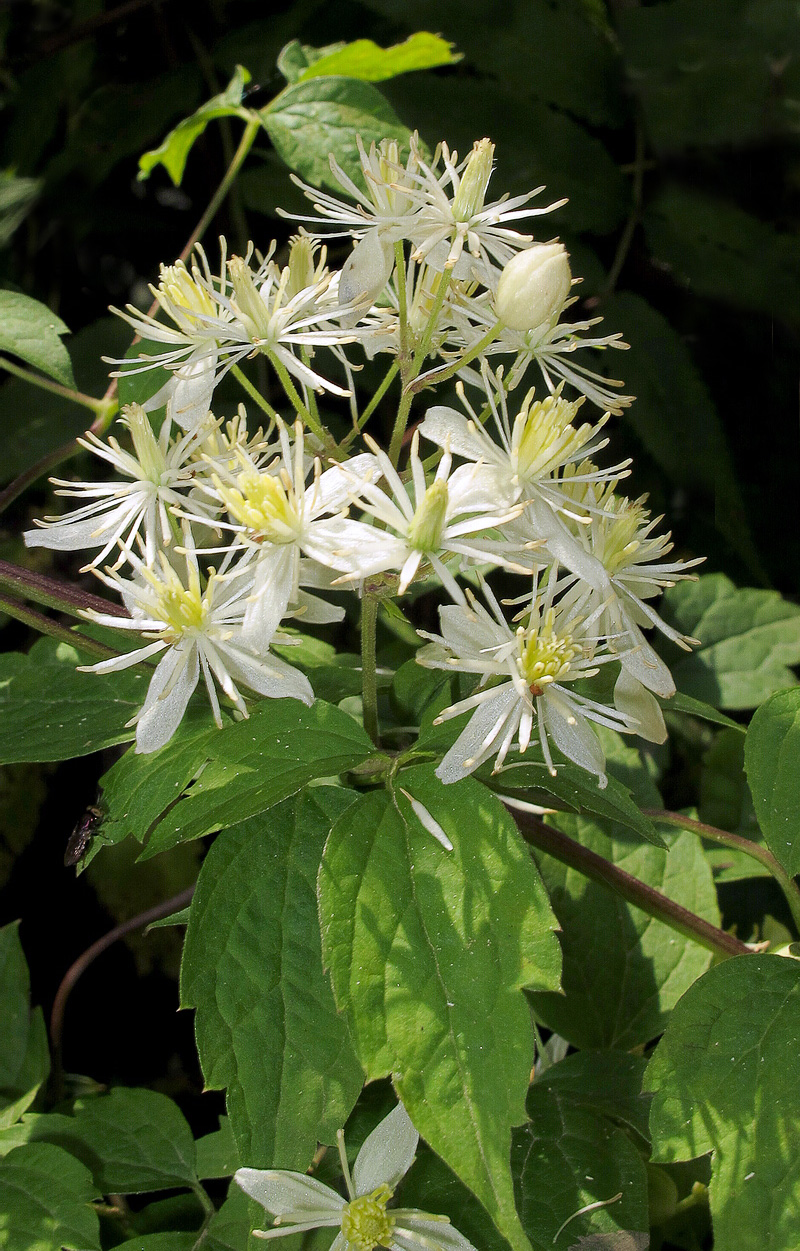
[195,418,380,649]
[556,484,702,700]
[495,242,572,333]
[419,373,624,586]
[418,575,635,785]
[235,1101,477,1251]
[337,429,529,599]
[81,526,313,753]
[24,403,215,569]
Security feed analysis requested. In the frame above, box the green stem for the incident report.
[177,117,260,266]
[343,361,399,448]
[510,806,752,960]
[267,350,332,451]
[0,356,113,416]
[190,1182,216,1251]
[388,268,456,466]
[0,593,120,662]
[644,808,800,935]
[360,594,379,745]
[388,384,415,467]
[394,241,409,357]
[600,114,646,300]
[230,363,279,423]
[405,321,501,396]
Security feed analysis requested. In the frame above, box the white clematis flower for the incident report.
[24,403,215,570]
[80,526,313,753]
[417,574,636,786]
[235,1101,477,1251]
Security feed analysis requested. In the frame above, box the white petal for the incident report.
[135,644,200,754]
[395,1217,479,1251]
[292,589,345,625]
[169,355,217,430]
[542,689,606,784]
[618,619,675,697]
[243,546,296,650]
[614,668,667,744]
[313,453,379,514]
[418,409,497,462]
[339,229,395,316]
[436,686,520,785]
[353,1102,419,1196]
[234,1168,344,1216]
[220,642,314,706]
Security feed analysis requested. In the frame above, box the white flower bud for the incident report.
[495,243,572,333]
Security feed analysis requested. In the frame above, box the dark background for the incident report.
[1,0,798,1122]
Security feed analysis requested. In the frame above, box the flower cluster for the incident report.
[26,134,698,783]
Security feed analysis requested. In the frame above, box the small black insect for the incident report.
[64,805,104,868]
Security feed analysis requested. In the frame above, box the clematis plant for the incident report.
[235,1102,477,1251]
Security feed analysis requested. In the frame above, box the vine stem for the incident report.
[0,558,130,620]
[267,350,333,451]
[230,363,279,422]
[360,594,380,745]
[388,268,453,466]
[0,356,113,416]
[0,594,120,661]
[509,806,752,960]
[343,360,399,448]
[49,886,195,1102]
[644,808,800,934]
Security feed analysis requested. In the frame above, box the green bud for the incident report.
[452,138,494,222]
[407,479,449,552]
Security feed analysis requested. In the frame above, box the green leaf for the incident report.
[699,729,765,876]
[529,816,720,1049]
[141,699,375,858]
[112,1237,196,1251]
[646,955,800,1251]
[618,0,800,152]
[205,1183,266,1251]
[69,1087,198,1192]
[181,788,364,1169]
[294,34,461,82]
[319,766,561,1251]
[534,1051,652,1146]
[745,687,800,877]
[0,1142,100,1250]
[662,574,800,709]
[0,317,131,485]
[99,713,219,845]
[196,1117,240,1179]
[0,171,40,248]
[0,922,50,1129]
[397,1142,511,1251]
[0,638,146,763]
[600,293,758,569]
[138,66,251,184]
[663,692,743,732]
[493,760,663,846]
[643,184,800,326]
[263,77,411,194]
[513,1078,649,1249]
[0,289,74,387]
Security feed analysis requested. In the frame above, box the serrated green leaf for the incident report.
[0,1142,100,1250]
[181,788,364,1169]
[196,1117,240,1179]
[142,699,375,857]
[263,77,411,194]
[138,66,251,184]
[99,712,219,845]
[0,638,146,763]
[319,766,561,1251]
[513,1080,649,1250]
[745,687,800,877]
[70,1087,197,1192]
[0,289,74,387]
[662,574,800,709]
[643,184,800,325]
[646,955,800,1251]
[295,34,460,83]
[529,817,720,1049]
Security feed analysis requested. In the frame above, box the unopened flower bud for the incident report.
[495,243,572,333]
[407,479,448,553]
[452,138,494,222]
[228,256,269,342]
[286,233,318,298]
[339,229,394,323]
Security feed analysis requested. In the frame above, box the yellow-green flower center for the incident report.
[452,138,494,222]
[518,608,576,691]
[599,499,644,573]
[149,563,209,640]
[228,256,272,342]
[514,391,588,481]
[340,1186,395,1251]
[407,479,448,552]
[158,261,217,330]
[214,469,300,543]
[124,403,167,483]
